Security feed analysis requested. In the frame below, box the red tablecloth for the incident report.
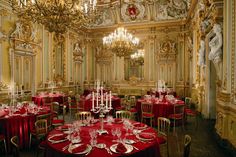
[136,99,185,120]
[0,108,50,150]
[32,94,64,106]
[45,120,161,157]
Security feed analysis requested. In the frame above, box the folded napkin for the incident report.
[50,134,67,141]
[116,143,127,153]
[139,133,154,139]
[114,118,123,123]
[60,125,69,130]
[133,123,146,128]
[72,144,87,153]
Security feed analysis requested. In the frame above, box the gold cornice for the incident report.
[85,19,187,33]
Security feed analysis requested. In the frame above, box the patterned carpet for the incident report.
[0,114,234,157]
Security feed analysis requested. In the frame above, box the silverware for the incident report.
[85,148,92,156]
[132,145,139,150]
[62,143,71,151]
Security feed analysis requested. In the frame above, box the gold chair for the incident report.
[29,118,48,148]
[115,110,131,119]
[0,134,7,154]
[141,102,154,127]
[157,117,171,157]
[36,113,52,131]
[52,105,66,128]
[75,111,91,121]
[169,104,185,133]
[127,96,137,120]
[68,97,78,120]
[183,134,191,157]
[184,97,198,129]
[11,136,19,157]
[75,94,84,111]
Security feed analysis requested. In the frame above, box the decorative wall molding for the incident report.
[156,38,177,62]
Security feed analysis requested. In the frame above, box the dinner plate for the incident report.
[124,139,136,144]
[48,134,68,143]
[68,144,92,154]
[136,132,156,141]
[132,123,147,130]
[110,143,133,154]
[64,130,73,134]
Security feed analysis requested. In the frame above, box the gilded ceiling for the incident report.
[88,0,192,28]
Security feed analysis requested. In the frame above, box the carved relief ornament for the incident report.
[156,39,177,62]
[10,20,40,55]
[73,42,84,63]
[95,46,113,64]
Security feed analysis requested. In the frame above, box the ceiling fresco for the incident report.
[89,0,192,28]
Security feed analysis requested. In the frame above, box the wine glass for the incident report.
[116,128,121,142]
[111,128,117,141]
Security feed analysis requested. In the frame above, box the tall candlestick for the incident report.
[106,93,108,108]
[96,93,98,107]
[109,91,111,109]
[92,92,94,110]
[101,87,103,104]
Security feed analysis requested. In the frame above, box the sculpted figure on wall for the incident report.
[208,24,223,80]
[11,22,22,38]
[198,40,205,66]
[208,24,222,64]
[187,36,193,58]
[73,42,83,62]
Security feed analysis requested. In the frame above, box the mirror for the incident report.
[124,49,144,81]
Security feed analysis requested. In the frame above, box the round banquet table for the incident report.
[32,93,65,106]
[45,120,161,157]
[0,107,50,150]
[136,98,185,120]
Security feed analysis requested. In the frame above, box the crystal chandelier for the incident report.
[103,27,139,57]
[130,49,144,65]
[10,0,98,34]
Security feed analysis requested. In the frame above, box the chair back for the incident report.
[51,102,59,112]
[141,102,153,114]
[62,105,67,121]
[36,113,52,130]
[35,119,48,136]
[157,117,171,138]
[11,136,19,157]
[130,96,136,107]
[173,104,185,120]
[75,111,91,121]
[183,134,191,157]
[185,97,192,108]
[116,110,131,119]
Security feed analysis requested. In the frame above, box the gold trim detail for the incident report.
[218,91,231,102]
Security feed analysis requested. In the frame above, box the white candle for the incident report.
[109,91,112,108]
[92,92,94,110]
[96,93,98,107]
[101,87,103,104]
[106,93,108,108]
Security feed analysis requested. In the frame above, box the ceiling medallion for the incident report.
[126,4,139,20]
